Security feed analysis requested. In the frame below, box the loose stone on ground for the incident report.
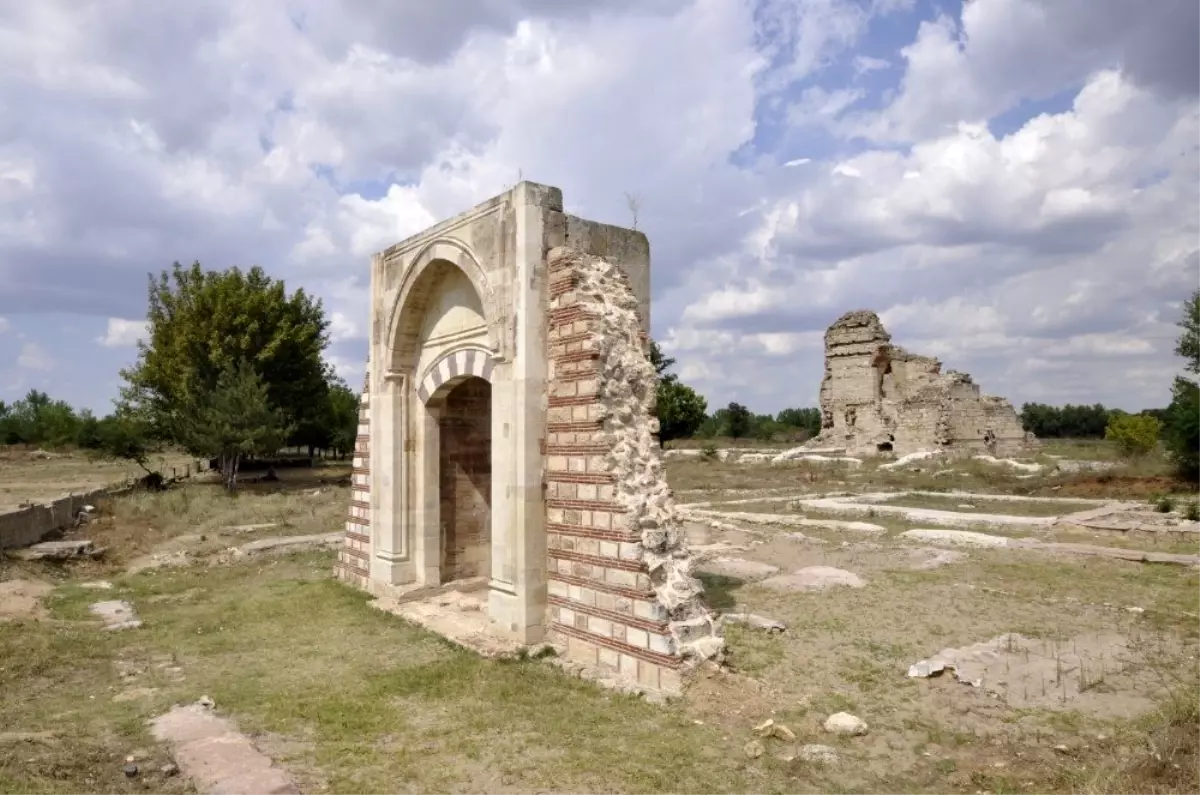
[89,600,142,630]
[824,712,869,736]
[15,539,104,561]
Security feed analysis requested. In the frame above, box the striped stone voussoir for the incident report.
[416,347,494,404]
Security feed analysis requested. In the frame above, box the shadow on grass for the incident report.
[696,572,744,611]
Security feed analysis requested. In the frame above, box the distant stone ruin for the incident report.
[808,310,1036,458]
[336,182,722,698]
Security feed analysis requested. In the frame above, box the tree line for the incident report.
[0,262,361,490]
[9,262,1195,489]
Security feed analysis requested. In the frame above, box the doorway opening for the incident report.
[437,377,492,582]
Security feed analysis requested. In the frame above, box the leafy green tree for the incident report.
[775,407,821,438]
[647,339,707,443]
[324,377,361,458]
[120,262,329,449]
[1165,289,1200,481]
[725,402,751,439]
[94,412,158,476]
[0,389,80,447]
[657,381,708,443]
[174,361,293,490]
[648,340,677,385]
[1104,413,1162,458]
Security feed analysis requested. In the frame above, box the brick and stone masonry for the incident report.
[810,309,1036,458]
[544,246,722,693]
[335,368,372,588]
[333,182,721,698]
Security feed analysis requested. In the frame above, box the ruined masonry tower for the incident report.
[335,182,722,697]
[811,310,1035,458]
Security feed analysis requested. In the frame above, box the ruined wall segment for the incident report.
[813,310,1035,458]
[544,246,722,696]
[335,367,372,588]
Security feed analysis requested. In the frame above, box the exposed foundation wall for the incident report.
[335,374,372,589]
[544,247,722,696]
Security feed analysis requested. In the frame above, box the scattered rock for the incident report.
[761,566,866,592]
[957,503,976,509]
[198,695,215,709]
[123,763,138,778]
[697,557,780,582]
[80,581,114,590]
[161,762,180,777]
[823,712,868,736]
[744,739,765,759]
[798,744,839,764]
[15,539,104,561]
[723,612,787,633]
[89,600,142,631]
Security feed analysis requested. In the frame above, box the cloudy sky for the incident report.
[0,0,1196,416]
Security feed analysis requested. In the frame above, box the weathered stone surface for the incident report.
[150,703,298,795]
[823,712,869,736]
[761,566,866,592]
[89,600,142,630]
[698,557,780,582]
[807,310,1036,458]
[798,744,839,763]
[15,539,103,561]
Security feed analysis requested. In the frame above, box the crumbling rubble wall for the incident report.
[813,310,1035,458]
[544,247,722,695]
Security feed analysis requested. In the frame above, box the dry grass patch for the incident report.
[3,551,856,795]
[0,447,198,511]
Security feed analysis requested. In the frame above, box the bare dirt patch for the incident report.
[0,579,54,621]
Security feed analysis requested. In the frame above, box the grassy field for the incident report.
[0,444,1197,794]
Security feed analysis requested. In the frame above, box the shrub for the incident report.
[1155,495,1175,513]
[700,443,718,462]
[1186,502,1199,522]
[1104,413,1162,458]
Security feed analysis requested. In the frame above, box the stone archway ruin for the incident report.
[335,182,723,697]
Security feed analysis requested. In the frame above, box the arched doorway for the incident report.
[435,376,492,582]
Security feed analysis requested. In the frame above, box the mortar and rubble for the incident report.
[335,182,721,698]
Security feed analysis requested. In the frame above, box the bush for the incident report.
[1104,413,1162,458]
[700,443,718,462]
[1155,495,1175,513]
[1186,502,1199,522]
